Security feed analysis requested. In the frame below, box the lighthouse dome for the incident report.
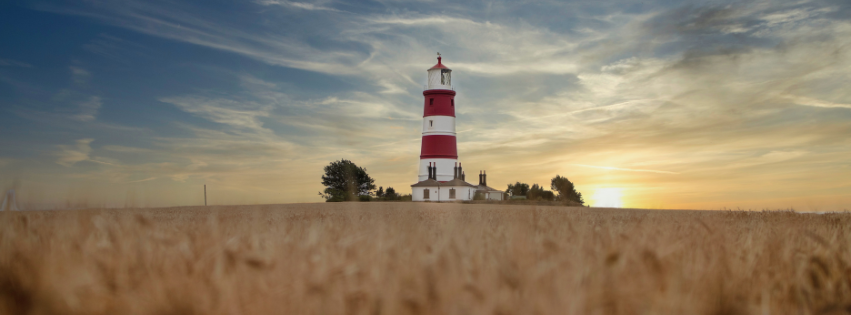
[427,54,452,90]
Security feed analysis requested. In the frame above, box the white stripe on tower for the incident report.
[422,116,456,136]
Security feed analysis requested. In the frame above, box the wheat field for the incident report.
[1,203,849,315]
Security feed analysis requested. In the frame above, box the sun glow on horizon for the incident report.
[591,188,623,208]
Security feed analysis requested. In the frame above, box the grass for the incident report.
[1,203,850,314]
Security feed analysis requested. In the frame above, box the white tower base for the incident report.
[418,158,460,182]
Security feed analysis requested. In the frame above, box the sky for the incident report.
[0,0,849,210]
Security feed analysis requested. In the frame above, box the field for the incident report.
[1,203,850,315]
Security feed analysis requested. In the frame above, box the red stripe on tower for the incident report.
[423,90,456,117]
[420,135,458,159]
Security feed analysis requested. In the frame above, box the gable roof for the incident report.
[411,178,476,187]
[411,179,441,187]
[442,178,476,187]
[477,185,503,192]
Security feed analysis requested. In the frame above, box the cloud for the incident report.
[356,13,585,76]
[761,7,837,27]
[126,76,306,185]
[46,90,105,122]
[377,80,407,95]
[36,1,364,76]
[125,177,157,183]
[162,96,272,131]
[56,139,94,166]
[786,95,851,109]
[255,0,341,12]
[760,150,807,162]
[0,58,32,68]
[368,16,471,26]
[83,34,153,63]
[70,73,428,196]
[600,57,641,74]
[36,1,596,89]
[571,164,679,174]
[69,66,91,85]
[73,96,103,122]
[102,145,155,153]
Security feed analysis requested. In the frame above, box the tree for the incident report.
[551,175,584,205]
[319,159,376,202]
[376,187,385,199]
[506,182,530,197]
[384,187,398,201]
[527,184,555,201]
[528,184,543,200]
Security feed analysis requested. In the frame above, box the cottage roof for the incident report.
[411,179,441,187]
[411,178,476,187]
[477,184,503,192]
[442,178,476,187]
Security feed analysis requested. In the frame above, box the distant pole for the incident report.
[204,185,207,206]
[1,190,19,211]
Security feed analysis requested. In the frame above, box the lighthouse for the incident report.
[418,53,458,182]
[411,53,503,202]
[410,54,505,202]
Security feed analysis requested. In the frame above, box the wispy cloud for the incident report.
[786,95,851,109]
[125,177,157,183]
[0,58,32,68]
[162,96,272,131]
[69,66,91,85]
[256,0,341,12]
[56,138,94,166]
[571,164,679,174]
[368,15,471,26]
[73,96,102,122]
[83,34,152,63]
[36,1,363,76]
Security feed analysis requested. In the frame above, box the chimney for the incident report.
[427,163,433,180]
[458,163,463,180]
[483,170,487,186]
[454,162,458,179]
[433,163,437,180]
[479,171,483,186]
[462,171,465,181]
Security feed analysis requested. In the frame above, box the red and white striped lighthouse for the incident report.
[411,54,502,202]
[418,53,458,181]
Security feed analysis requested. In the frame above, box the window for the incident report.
[423,189,430,199]
[441,69,451,85]
[451,99,454,107]
[449,188,456,199]
[429,98,434,106]
[429,120,433,127]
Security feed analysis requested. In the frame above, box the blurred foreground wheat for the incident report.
[1,203,850,314]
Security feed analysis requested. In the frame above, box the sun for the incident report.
[591,188,623,208]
